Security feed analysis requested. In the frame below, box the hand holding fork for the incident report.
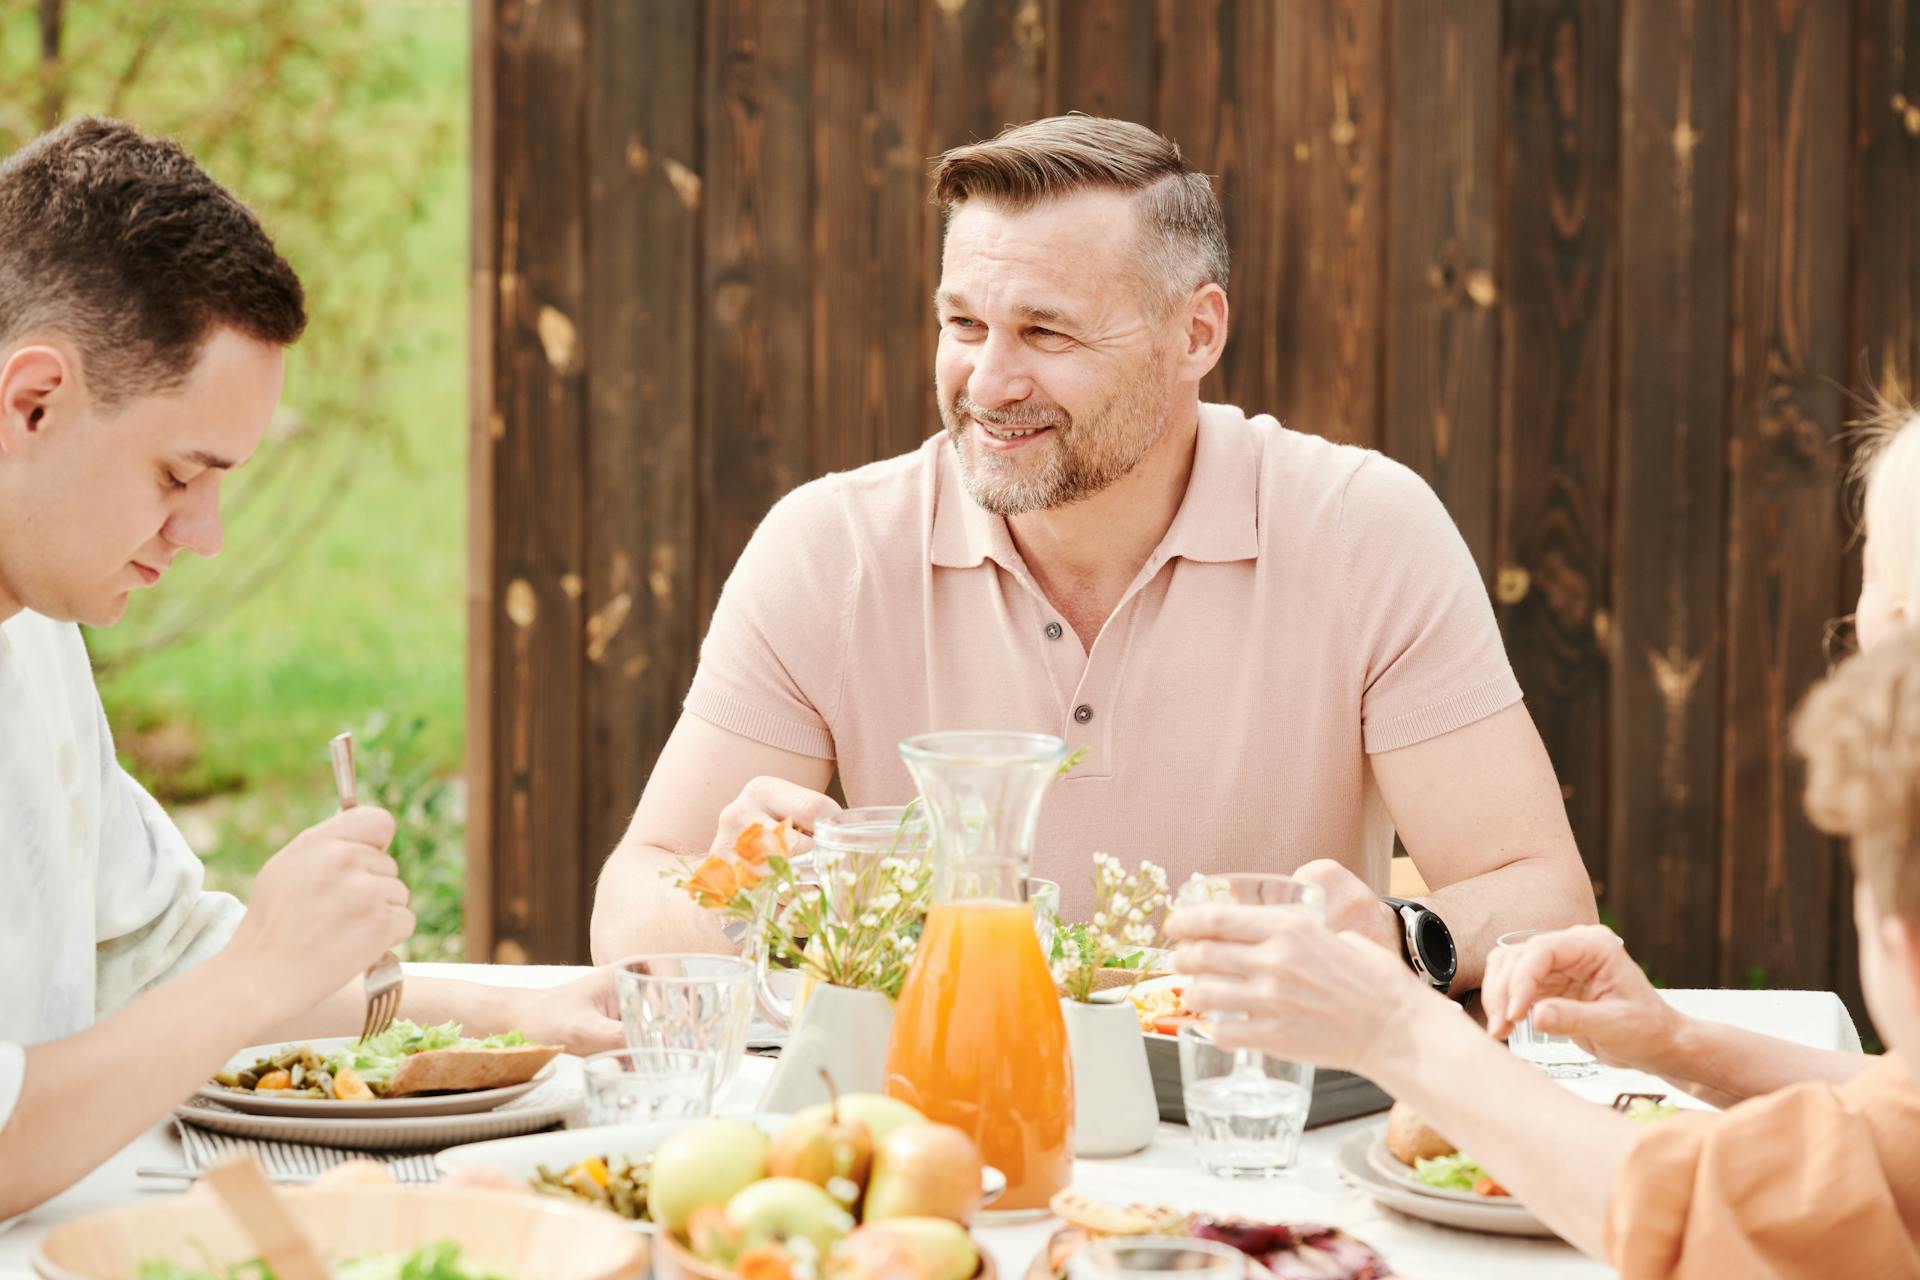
[331,731,404,1042]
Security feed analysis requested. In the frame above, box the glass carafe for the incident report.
[883,731,1074,1214]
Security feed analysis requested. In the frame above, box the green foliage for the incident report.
[354,711,466,961]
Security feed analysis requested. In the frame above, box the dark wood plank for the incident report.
[465,0,498,962]
[1855,0,1920,389]
[1382,0,1500,573]
[1155,0,1283,415]
[578,0,702,949]
[812,0,932,471]
[484,0,589,963]
[700,0,814,626]
[1273,0,1387,449]
[1496,0,1620,887]
[1610,0,1734,988]
[1048,0,1156,122]
[1719,0,1852,990]
[930,0,1047,150]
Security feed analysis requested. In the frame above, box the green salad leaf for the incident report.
[325,1020,527,1088]
[1411,1152,1493,1192]
[1625,1098,1679,1125]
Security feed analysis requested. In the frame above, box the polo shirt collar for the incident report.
[929,403,1260,570]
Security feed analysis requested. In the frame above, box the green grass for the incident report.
[59,0,470,899]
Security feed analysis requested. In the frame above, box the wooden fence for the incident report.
[472,0,1920,1018]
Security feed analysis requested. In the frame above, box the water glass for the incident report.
[582,1048,716,1126]
[1066,1238,1249,1280]
[616,954,755,1096]
[1496,928,1602,1078]
[1178,1022,1312,1178]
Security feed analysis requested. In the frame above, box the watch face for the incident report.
[1414,912,1457,981]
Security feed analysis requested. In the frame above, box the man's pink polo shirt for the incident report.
[684,403,1522,918]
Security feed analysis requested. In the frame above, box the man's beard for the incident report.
[939,352,1171,517]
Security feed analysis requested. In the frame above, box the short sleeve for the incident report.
[682,481,857,760]
[1339,454,1522,753]
[92,719,245,1018]
[1605,1067,1920,1279]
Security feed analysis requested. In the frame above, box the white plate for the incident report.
[174,1056,583,1151]
[199,1038,557,1119]
[1365,1135,1519,1205]
[436,1115,1009,1231]
[1335,1129,1556,1238]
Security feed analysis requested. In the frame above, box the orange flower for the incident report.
[735,1245,797,1280]
[685,855,743,908]
[732,819,795,867]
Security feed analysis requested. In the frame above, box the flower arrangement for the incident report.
[1050,852,1172,1003]
[677,816,934,999]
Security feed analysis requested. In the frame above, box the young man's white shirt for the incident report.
[0,609,243,1156]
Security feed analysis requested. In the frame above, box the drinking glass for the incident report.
[1178,1022,1312,1177]
[582,1048,717,1126]
[616,954,755,1096]
[1172,873,1324,1177]
[1065,1236,1249,1280]
[1496,928,1602,1078]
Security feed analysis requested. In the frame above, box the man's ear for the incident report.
[1175,283,1229,384]
[0,343,77,457]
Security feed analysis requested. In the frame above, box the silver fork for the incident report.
[332,731,403,1042]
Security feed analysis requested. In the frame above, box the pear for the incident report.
[794,1093,924,1146]
[860,1122,984,1226]
[647,1118,771,1236]
[769,1072,877,1206]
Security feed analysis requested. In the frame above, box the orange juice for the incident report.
[884,899,1073,1211]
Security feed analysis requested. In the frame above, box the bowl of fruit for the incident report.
[648,1093,999,1280]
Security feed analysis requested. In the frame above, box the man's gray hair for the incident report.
[929,114,1230,313]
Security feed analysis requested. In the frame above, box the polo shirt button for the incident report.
[1044,622,1064,640]
[1073,704,1094,724]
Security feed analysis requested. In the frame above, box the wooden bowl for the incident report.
[33,1185,648,1280]
[656,1227,999,1280]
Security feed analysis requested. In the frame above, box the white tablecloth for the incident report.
[0,964,1864,1280]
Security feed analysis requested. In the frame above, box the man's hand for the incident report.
[223,806,413,1015]
[1481,924,1682,1072]
[1165,903,1441,1076]
[499,967,623,1055]
[712,776,842,857]
[1290,858,1402,954]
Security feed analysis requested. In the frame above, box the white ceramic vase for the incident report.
[755,982,896,1114]
[1061,995,1159,1157]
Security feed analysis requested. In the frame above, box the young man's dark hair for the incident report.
[0,116,306,406]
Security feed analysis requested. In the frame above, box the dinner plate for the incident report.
[436,1115,1009,1233]
[174,1055,583,1151]
[198,1038,557,1119]
[1364,1135,1514,1205]
[1334,1129,1556,1238]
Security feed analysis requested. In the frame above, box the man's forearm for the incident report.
[0,952,280,1219]
[590,842,733,964]
[1422,854,1598,993]
[1644,1017,1869,1109]
[1359,997,1640,1260]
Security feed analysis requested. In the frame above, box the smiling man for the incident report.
[0,118,620,1222]
[592,115,1596,989]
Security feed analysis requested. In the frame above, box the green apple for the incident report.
[794,1094,924,1147]
[862,1122,984,1225]
[647,1118,771,1236]
[727,1176,857,1254]
[832,1220,978,1280]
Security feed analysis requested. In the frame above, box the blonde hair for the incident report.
[929,115,1229,313]
[1795,629,1920,919]
[1856,391,1920,609]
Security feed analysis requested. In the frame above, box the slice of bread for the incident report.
[1384,1101,1457,1166]
[381,1043,563,1097]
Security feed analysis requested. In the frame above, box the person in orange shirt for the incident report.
[1167,413,1920,1275]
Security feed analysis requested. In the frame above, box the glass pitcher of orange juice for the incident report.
[884,731,1074,1214]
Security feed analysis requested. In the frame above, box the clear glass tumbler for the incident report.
[616,954,755,1096]
[1496,928,1602,1079]
[581,1047,717,1126]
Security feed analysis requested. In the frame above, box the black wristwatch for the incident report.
[1381,897,1457,992]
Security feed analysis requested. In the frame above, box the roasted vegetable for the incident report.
[530,1154,652,1221]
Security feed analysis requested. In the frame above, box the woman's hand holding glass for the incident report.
[1481,924,1685,1073]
